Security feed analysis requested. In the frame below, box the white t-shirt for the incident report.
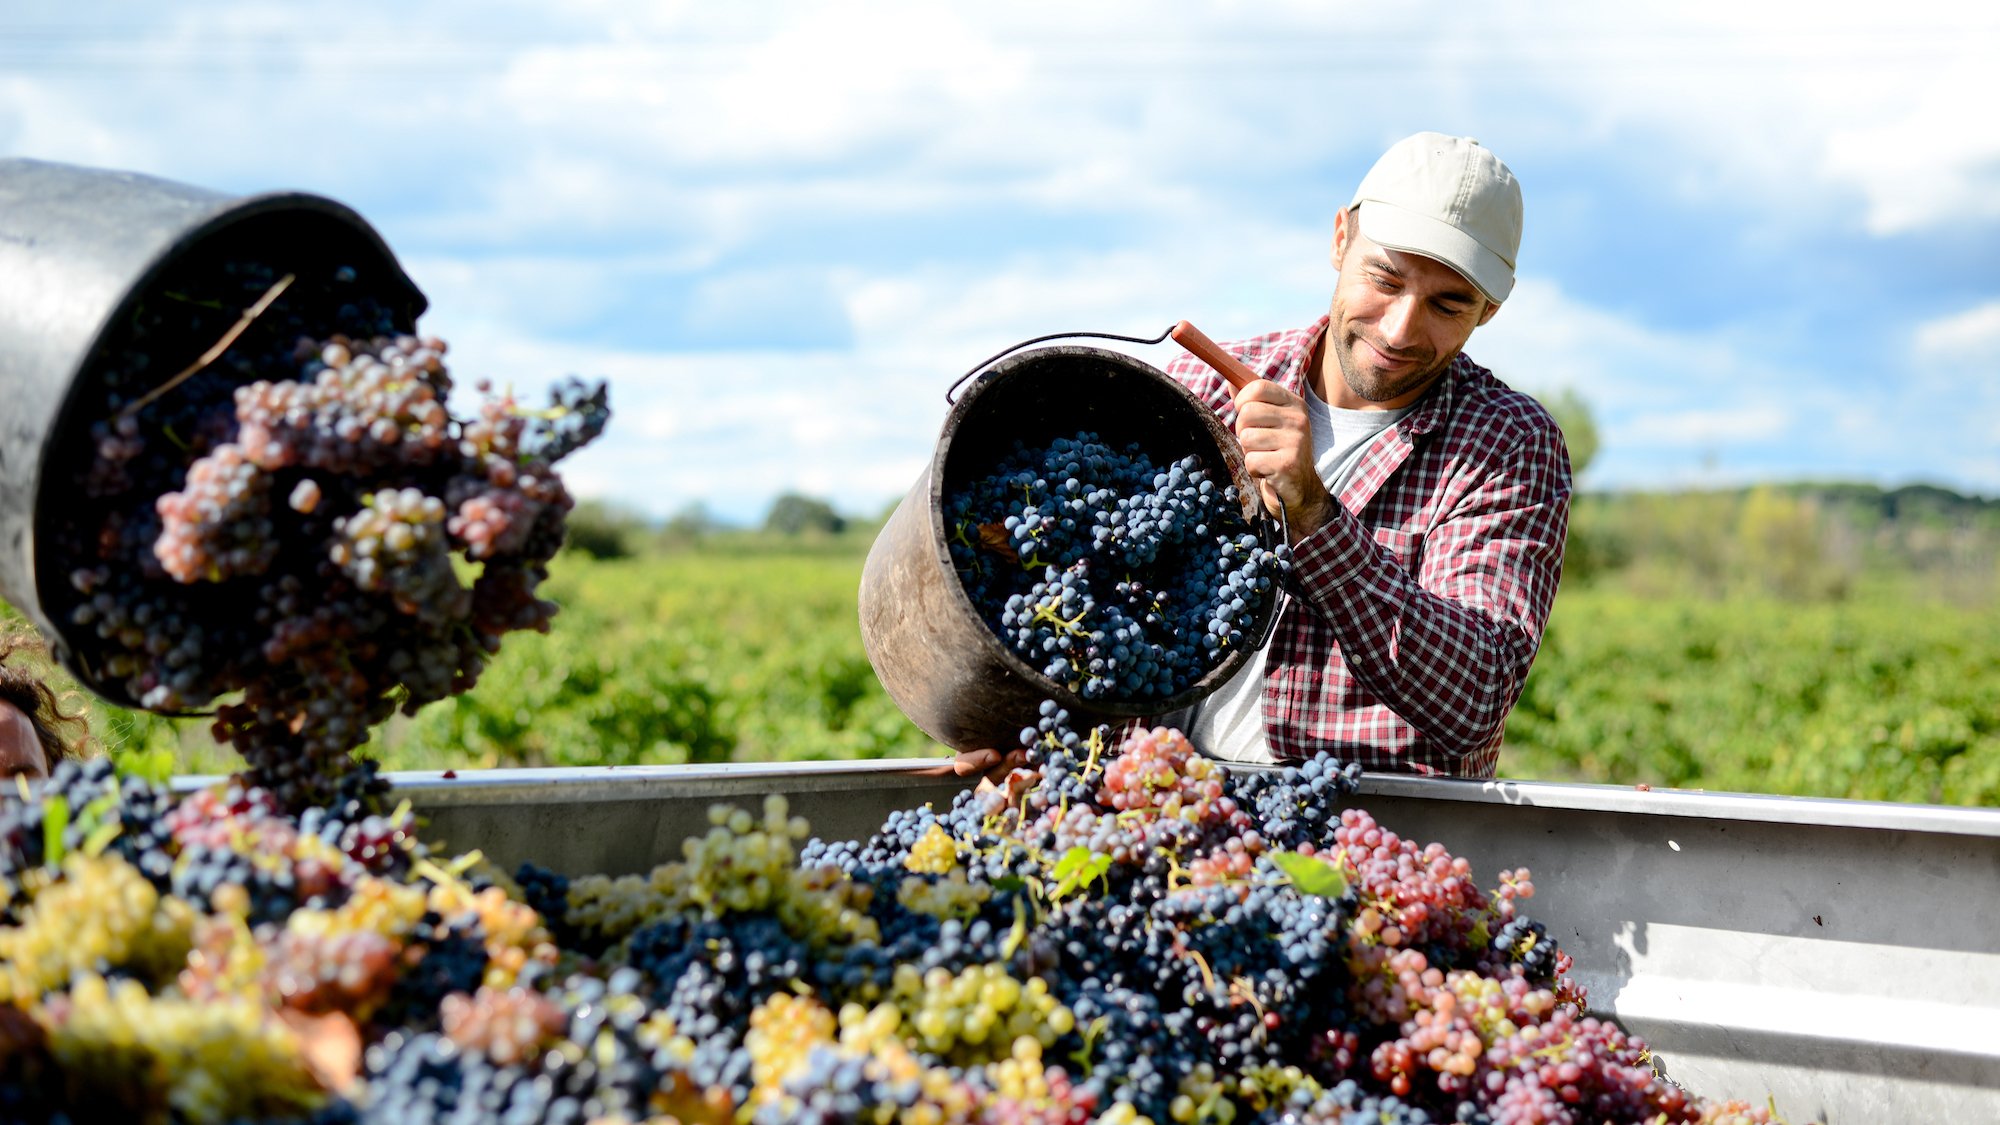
[1184,382,1411,764]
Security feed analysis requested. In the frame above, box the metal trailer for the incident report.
[175,760,2000,1123]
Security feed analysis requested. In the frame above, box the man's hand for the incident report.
[1233,379,1335,540]
[950,746,1030,787]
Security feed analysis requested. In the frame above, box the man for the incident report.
[959,132,1569,779]
[1,633,81,781]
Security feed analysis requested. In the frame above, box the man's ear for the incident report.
[1331,206,1354,270]
[1477,300,1502,328]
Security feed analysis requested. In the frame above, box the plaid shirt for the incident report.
[1163,316,1571,778]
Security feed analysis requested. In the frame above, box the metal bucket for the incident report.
[0,157,425,706]
[858,340,1282,752]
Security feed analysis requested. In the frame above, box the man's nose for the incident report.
[1379,295,1421,346]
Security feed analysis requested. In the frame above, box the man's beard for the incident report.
[1327,314,1454,405]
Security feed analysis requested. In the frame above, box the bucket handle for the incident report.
[945,325,1179,403]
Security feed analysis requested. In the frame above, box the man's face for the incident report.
[0,700,48,781]
[1323,208,1500,410]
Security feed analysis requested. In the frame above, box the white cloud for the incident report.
[1622,406,1791,445]
[1476,275,2000,492]
[419,305,947,524]
[1914,300,2000,366]
[1439,1,2000,236]
[14,2,1995,244]
[1472,278,1779,412]
[496,10,1031,167]
[0,77,145,169]
[1823,67,2000,236]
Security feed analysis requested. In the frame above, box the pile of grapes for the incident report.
[0,711,1785,1124]
[945,434,1287,702]
[37,249,608,810]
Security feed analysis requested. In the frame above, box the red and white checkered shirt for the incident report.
[1163,316,1572,778]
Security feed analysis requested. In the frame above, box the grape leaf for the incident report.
[1050,846,1092,883]
[1050,846,1112,902]
[42,794,69,867]
[1272,850,1349,898]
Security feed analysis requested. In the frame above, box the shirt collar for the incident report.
[1398,355,1463,439]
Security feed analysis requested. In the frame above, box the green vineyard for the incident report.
[44,543,2000,807]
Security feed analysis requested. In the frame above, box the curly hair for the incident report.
[0,630,88,769]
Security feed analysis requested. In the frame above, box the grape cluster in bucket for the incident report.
[40,249,607,811]
[945,433,1288,702]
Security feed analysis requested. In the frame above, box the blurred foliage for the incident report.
[1505,586,2000,804]
[764,492,847,536]
[385,545,929,768]
[1565,482,1999,603]
[657,501,725,551]
[561,499,648,560]
[1533,387,1600,478]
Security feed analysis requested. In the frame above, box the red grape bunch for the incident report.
[45,248,609,811]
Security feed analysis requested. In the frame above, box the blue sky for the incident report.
[5,1,1996,524]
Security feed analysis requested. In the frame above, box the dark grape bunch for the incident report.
[40,250,609,811]
[0,723,1785,1125]
[946,433,1289,702]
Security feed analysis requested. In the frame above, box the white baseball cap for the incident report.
[1349,133,1523,304]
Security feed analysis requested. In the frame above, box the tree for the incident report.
[764,493,845,536]
[1536,387,1600,479]
[1736,485,1848,602]
[562,499,646,559]
[658,501,724,549]
[1531,387,1605,584]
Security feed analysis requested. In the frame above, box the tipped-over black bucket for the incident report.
[859,342,1282,753]
[0,157,426,705]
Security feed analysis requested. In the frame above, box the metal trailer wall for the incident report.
[186,762,2000,1122]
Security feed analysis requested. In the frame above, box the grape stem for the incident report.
[1029,602,1087,636]
[1184,945,1217,992]
[118,272,296,421]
